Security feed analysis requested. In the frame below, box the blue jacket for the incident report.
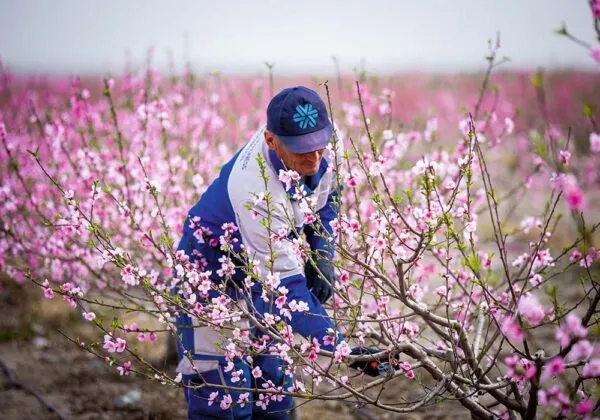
[175,125,343,368]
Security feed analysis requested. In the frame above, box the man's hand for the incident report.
[305,257,336,304]
[348,347,398,377]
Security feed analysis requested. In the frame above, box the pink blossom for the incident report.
[223,361,235,373]
[262,313,276,326]
[378,102,391,115]
[569,340,594,361]
[208,391,219,406]
[591,47,600,66]
[580,253,594,268]
[518,294,545,326]
[256,393,269,410]
[504,117,515,135]
[123,323,139,332]
[530,274,542,287]
[546,125,562,141]
[103,335,117,353]
[237,392,250,408]
[424,118,438,140]
[287,380,307,393]
[501,317,524,341]
[220,394,232,410]
[566,313,588,338]
[395,361,409,372]
[252,366,263,379]
[221,222,238,234]
[443,178,456,190]
[538,389,548,407]
[43,287,55,299]
[412,156,437,176]
[590,132,600,153]
[556,313,588,347]
[566,188,584,211]
[406,131,422,142]
[583,359,600,378]
[593,0,600,18]
[334,341,351,363]
[520,216,542,234]
[524,362,537,379]
[504,355,537,383]
[570,249,583,263]
[369,161,383,177]
[115,337,127,353]
[230,369,244,383]
[339,271,350,286]
[303,212,316,225]
[41,279,55,299]
[117,360,132,376]
[121,264,139,286]
[82,312,96,321]
[144,177,161,194]
[575,399,594,416]
[217,255,236,277]
[374,237,387,250]
[275,295,287,309]
[435,286,448,297]
[290,300,309,313]
[278,169,301,191]
[511,252,529,267]
[265,272,281,290]
[63,295,77,308]
[541,357,564,379]
[558,150,571,166]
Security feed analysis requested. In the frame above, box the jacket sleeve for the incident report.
[234,193,343,350]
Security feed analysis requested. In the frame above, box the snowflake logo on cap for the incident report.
[292,103,318,129]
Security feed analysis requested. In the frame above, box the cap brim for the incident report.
[278,124,333,154]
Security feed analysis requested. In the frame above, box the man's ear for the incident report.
[264,130,276,150]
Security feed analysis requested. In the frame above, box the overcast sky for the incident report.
[0,0,598,75]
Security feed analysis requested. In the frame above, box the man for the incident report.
[174,86,344,419]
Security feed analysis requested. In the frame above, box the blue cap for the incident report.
[266,86,333,154]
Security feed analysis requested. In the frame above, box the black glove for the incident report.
[305,257,336,304]
[348,347,397,377]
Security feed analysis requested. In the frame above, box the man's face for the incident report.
[265,130,325,176]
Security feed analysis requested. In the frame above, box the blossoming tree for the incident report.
[1,3,600,418]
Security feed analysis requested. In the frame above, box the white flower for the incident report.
[278,170,301,191]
